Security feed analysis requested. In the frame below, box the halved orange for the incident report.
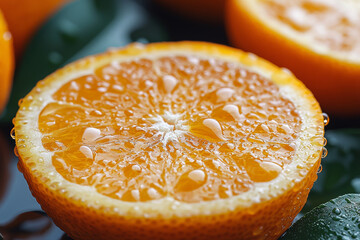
[0,10,14,115]
[14,42,324,240]
[226,0,360,116]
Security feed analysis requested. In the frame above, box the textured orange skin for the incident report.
[0,10,14,114]
[155,0,224,23]
[226,0,360,116]
[18,157,320,240]
[14,41,323,240]
[0,0,65,57]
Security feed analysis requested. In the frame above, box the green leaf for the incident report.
[280,194,360,240]
[1,0,168,123]
[303,129,360,213]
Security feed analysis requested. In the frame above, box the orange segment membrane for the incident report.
[38,56,301,203]
[260,0,360,54]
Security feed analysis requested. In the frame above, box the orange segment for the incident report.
[226,0,360,116]
[0,10,14,114]
[14,42,324,240]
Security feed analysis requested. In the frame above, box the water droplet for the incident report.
[321,147,328,158]
[281,67,293,75]
[332,216,341,221]
[333,207,341,215]
[14,146,19,157]
[82,128,101,142]
[203,118,226,140]
[223,104,241,121]
[10,127,15,139]
[317,164,323,173]
[162,75,177,93]
[188,169,206,183]
[351,232,359,238]
[344,224,350,230]
[323,113,330,126]
[260,162,282,175]
[131,189,140,201]
[323,137,327,146]
[97,87,107,92]
[131,164,141,172]
[147,188,159,199]
[79,146,93,159]
[18,98,24,107]
[216,88,235,102]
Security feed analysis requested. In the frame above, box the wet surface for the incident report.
[0,0,359,239]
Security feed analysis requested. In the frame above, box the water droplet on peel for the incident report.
[82,128,101,142]
[131,189,140,201]
[317,164,323,173]
[223,104,241,121]
[79,146,93,159]
[216,88,235,102]
[10,128,15,139]
[162,75,177,93]
[323,113,330,126]
[14,146,19,157]
[188,169,206,183]
[321,147,328,158]
[203,118,226,140]
[18,98,24,107]
[323,137,327,146]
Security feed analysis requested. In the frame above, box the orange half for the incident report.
[226,0,360,116]
[14,42,324,240]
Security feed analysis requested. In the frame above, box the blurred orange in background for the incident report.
[0,0,65,58]
[0,10,13,115]
[226,0,360,117]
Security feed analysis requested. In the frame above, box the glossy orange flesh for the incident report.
[259,0,360,54]
[39,55,301,203]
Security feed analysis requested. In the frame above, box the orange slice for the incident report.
[226,0,360,116]
[14,42,325,240]
[0,10,14,114]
